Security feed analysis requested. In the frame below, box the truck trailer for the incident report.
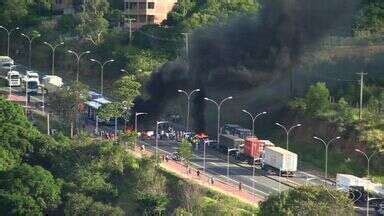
[262,146,298,177]
[219,134,244,153]
[240,138,275,164]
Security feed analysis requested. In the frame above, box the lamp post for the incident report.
[90,59,114,95]
[135,112,147,146]
[0,26,20,56]
[227,148,238,178]
[20,32,40,69]
[203,140,208,173]
[242,110,267,136]
[40,84,45,113]
[313,136,341,179]
[204,96,233,147]
[355,148,382,216]
[177,88,200,131]
[67,50,90,82]
[43,41,64,75]
[275,122,302,150]
[155,121,168,164]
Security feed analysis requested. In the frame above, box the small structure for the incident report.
[84,91,111,121]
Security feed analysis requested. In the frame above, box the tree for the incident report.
[259,185,355,216]
[0,193,41,215]
[0,0,53,25]
[305,82,331,116]
[48,81,89,135]
[64,192,124,216]
[0,164,62,213]
[113,75,141,108]
[178,139,193,164]
[354,0,384,35]
[97,102,123,122]
[76,0,110,44]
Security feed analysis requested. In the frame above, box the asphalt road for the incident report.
[142,138,293,198]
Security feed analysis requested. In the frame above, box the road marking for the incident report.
[139,140,268,197]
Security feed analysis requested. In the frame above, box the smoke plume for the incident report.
[132,0,359,131]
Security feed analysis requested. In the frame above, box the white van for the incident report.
[0,56,14,65]
[7,71,21,87]
[0,56,14,71]
[22,71,40,94]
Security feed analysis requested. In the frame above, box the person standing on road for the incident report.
[239,182,242,191]
[210,177,214,184]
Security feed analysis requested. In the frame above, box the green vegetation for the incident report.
[178,138,193,164]
[259,186,355,216]
[0,97,258,214]
[288,81,384,180]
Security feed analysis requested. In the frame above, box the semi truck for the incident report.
[337,173,384,197]
[42,75,63,93]
[262,146,298,177]
[219,134,244,152]
[221,124,241,135]
[239,137,275,164]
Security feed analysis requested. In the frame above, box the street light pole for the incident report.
[155,121,168,164]
[90,59,114,95]
[20,32,40,69]
[135,112,148,146]
[204,96,233,147]
[275,122,302,150]
[0,26,20,57]
[177,89,200,131]
[227,148,238,179]
[242,110,267,136]
[43,41,64,75]
[313,136,341,179]
[41,84,45,113]
[68,50,91,82]
[355,148,382,216]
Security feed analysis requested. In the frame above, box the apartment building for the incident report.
[124,0,178,30]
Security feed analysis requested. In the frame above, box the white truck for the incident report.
[336,173,384,197]
[262,146,298,177]
[22,71,40,94]
[6,71,21,87]
[42,75,63,93]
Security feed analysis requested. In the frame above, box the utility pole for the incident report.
[357,72,367,120]
[181,33,190,60]
[127,18,136,43]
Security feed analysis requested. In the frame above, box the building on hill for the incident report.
[123,0,177,30]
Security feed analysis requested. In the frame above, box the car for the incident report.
[171,152,182,161]
[0,63,15,72]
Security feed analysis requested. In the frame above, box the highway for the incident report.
[140,138,317,199]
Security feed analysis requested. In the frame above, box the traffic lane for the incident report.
[147,139,291,195]
[142,140,272,197]
[158,143,275,197]
[194,144,328,188]
[199,159,289,195]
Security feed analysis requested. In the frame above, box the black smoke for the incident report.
[132,0,359,131]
